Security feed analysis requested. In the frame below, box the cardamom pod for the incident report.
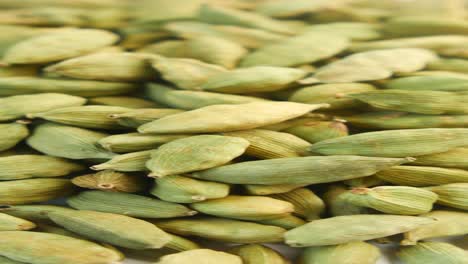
[0,231,122,264]
[71,170,147,193]
[0,155,84,180]
[49,209,172,249]
[151,175,230,203]
[27,123,115,160]
[67,190,196,218]
[285,214,435,247]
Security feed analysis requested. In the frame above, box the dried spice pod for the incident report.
[344,112,468,129]
[0,93,86,121]
[44,52,156,82]
[376,166,468,186]
[109,108,185,128]
[0,123,28,152]
[201,66,307,93]
[0,205,72,222]
[286,83,377,110]
[153,217,286,244]
[193,156,410,185]
[151,56,227,90]
[198,4,294,35]
[67,190,196,218]
[72,170,147,193]
[157,249,242,264]
[284,121,349,144]
[314,48,437,83]
[229,244,289,264]
[151,175,230,203]
[99,133,188,153]
[0,213,36,231]
[298,241,381,264]
[27,123,115,160]
[49,209,172,249]
[91,150,151,172]
[28,105,131,130]
[223,129,310,159]
[0,77,138,97]
[256,214,306,230]
[285,215,435,247]
[270,188,325,220]
[384,75,468,92]
[402,210,468,245]
[397,242,468,264]
[145,83,266,110]
[138,101,327,134]
[0,231,123,264]
[309,128,468,157]
[413,147,468,169]
[337,186,438,215]
[241,31,348,67]
[3,28,119,64]
[164,21,284,49]
[0,155,84,180]
[190,195,294,221]
[146,135,249,177]
[0,179,75,205]
[425,183,468,210]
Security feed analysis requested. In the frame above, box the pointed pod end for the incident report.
[148,172,164,178]
[186,210,198,216]
[191,195,206,202]
[405,157,417,163]
[400,239,417,246]
[90,164,108,171]
[16,119,32,124]
[350,187,370,195]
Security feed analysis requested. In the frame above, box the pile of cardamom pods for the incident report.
[0,0,467,263]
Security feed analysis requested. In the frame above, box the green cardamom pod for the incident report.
[0,179,75,205]
[376,165,468,186]
[223,129,310,159]
[156,249,242,264]
[0,155,84,180]
[151,175,230,203]
[190,195,294,221]
[28,105,131,130]
[27,123,115,160]
[152,217,286,243]
[309,128,468,157]
[0,93,86,121]
[193,156,410,185]
[425,183,468,210]
[0,123,28,152]
[49,209,172,249]
[229,244,289,264]
[397,242,468,264]
[0,213,36,231]
[285,214,435,247]
[298,241,381,264]
[147,135,249,177]
[338,186,438,215]
[67,190,196,218]
[0,231,123,264]
[72,170,147,193]
[402,210,468,245]
[91,150,151,172]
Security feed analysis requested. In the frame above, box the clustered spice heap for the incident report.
[0,0,467,263]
